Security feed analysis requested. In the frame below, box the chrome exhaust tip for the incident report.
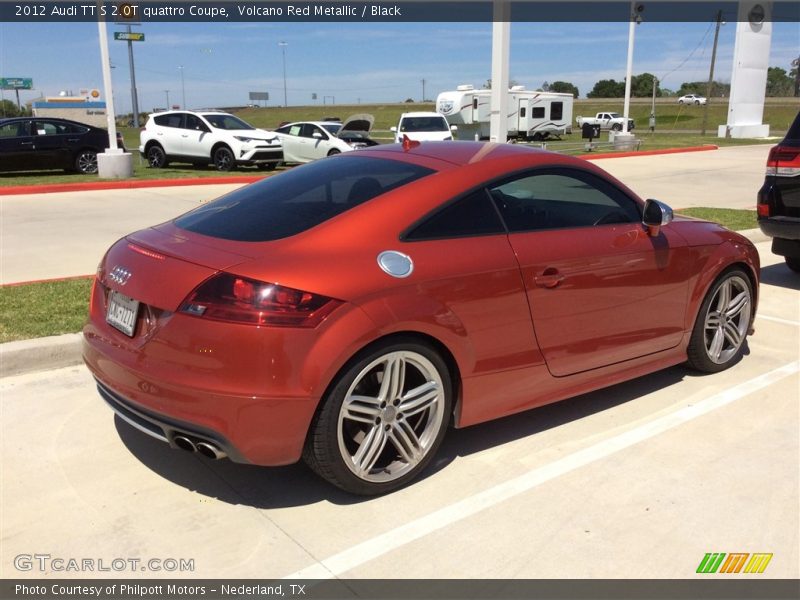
[174,435,197,453]
[196,441,227,460]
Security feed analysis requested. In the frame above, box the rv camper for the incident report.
[436,84,574,141]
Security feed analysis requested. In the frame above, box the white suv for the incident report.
[139,111,283,171]
[391,112,457,143]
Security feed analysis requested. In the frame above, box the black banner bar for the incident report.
[0,1,799,23]
[3,579,800,600]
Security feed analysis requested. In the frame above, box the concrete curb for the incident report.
[0,228,772,379]
[1,333,83,378]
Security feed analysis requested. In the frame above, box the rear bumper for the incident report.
[758,216,800,241]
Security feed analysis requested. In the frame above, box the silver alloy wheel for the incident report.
[147,146,166,168]
[337,350,445,483]
[703,275,751,364]
[214,147,234,171]
[76,151,98,174]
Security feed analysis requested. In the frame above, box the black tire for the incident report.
[695,100,701,105]
[327,148,341,157]
[74,149,98,174]
[146,145,168,168]
[303,337,453,495]
[686,269,753,373]
[213,146,235,171]
[611,123,622,132]
[785,256,800,273]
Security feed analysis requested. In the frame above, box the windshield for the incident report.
[322,123,342,135]
[202,114,255,131]
[400,116,449,132]
[175,156,435,242]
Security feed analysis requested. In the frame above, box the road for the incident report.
[0,145,771,285]
[2,240,797,580]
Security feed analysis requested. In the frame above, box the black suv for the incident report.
[758,111,800,272]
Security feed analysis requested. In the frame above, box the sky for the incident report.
[0,18,798,114]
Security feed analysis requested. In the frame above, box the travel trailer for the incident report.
[436,85,574,141]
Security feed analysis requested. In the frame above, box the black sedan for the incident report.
[0,117,125,174]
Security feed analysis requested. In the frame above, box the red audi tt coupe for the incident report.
[83,141,759,495]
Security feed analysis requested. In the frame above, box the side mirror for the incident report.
[642,199,674,237]
[390,126,398,132]
[450,124,458,131]
[312,131,323,139]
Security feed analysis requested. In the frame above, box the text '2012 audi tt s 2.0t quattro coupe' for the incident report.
[84,141,759,495]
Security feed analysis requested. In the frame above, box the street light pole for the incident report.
[278,41,288,107]
[165,90,170,109]
[178,65,185,109]
[701,10,724,136]
[622,2,640,135]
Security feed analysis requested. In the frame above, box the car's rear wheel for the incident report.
[304,338,452,495]
[687,269,753,373]
[146,145,168,168]
[785,256,800,273]
[74,149,98,174]
[213,146,235,171]
[327,148,341,157]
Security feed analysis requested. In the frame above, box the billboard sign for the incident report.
[0,77,33,90]
[249,92,269,101]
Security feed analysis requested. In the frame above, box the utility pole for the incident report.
[701,9,724,136]
[164,90,170,109]
[178,65,185,109]
[278,41,288,107]
[124,24,141,127]
[650,75,658,132]
[421,79,426,102]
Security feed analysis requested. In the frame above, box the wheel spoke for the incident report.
[352,425,387,476]
[389,420,423,465]
[725,291,749,320]
[398,381,439,417]
[379,355,405,402]
[723,322,743,348]
[708,328,725,360]
[705,312,721,329]
[342,394,382,425]
[715,280,731,312]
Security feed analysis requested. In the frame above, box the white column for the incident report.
[489,1,510,143]
[97,18,119,151]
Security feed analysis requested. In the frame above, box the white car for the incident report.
[391,112,457,143]
[139,110,283,171]
[677,94,707,105]
[273,115,376,164]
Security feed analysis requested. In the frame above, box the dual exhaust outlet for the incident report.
[173,435,227,460]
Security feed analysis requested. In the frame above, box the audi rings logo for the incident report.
[109,266,132,286]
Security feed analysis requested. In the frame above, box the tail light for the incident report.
[766,145,800,177]
[179,273,340,328]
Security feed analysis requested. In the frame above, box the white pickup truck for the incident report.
[575,112,635,132]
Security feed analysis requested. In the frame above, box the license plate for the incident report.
[106,290,140,337]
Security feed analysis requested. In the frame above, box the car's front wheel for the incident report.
[327,148,341,157]
[213,146,235,171]
[146,145,168,168]
[74,149,98,174]
[304,338,452,495]
[611,123,622,132]
[687,269,753,373]
[695,100,701,105]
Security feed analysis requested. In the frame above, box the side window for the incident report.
[0,122,25,137]
[406,189,505,240]
[184,114,208,131]
[33,121,59,135]
[154,114,184,128]
[489,169,640,232]
[520,107,526,118]
[531,107,545,119]
[551,102,563,120]
[472,98,478,109]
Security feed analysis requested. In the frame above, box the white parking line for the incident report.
[759,314,800,327]
[284,360,800,580]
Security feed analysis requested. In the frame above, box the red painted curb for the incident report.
[583,145,719,160]
[0,175,263,196]
[1,274,94,288]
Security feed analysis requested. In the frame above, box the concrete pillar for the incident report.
[489,1,510,143]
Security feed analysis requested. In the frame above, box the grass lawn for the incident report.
[0,207,759,343]
[0,278,93,343]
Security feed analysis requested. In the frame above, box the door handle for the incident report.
[181,134,188,138]
[67,138,79,142]
[534,268,564,288]
[20,141,33,146]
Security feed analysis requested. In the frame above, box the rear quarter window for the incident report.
[175,156,435,242]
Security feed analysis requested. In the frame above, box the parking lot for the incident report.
[0,143,798,580]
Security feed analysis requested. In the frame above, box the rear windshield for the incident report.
[786,111,800,143]
[175,156,435,242]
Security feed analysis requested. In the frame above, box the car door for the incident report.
[31,120,74,169]
[275,124,305,163]
[489,167,691,377]
[153,113,186,156]
[301,123,332,161]
[181,114,214,159]
[0,120,33,171]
